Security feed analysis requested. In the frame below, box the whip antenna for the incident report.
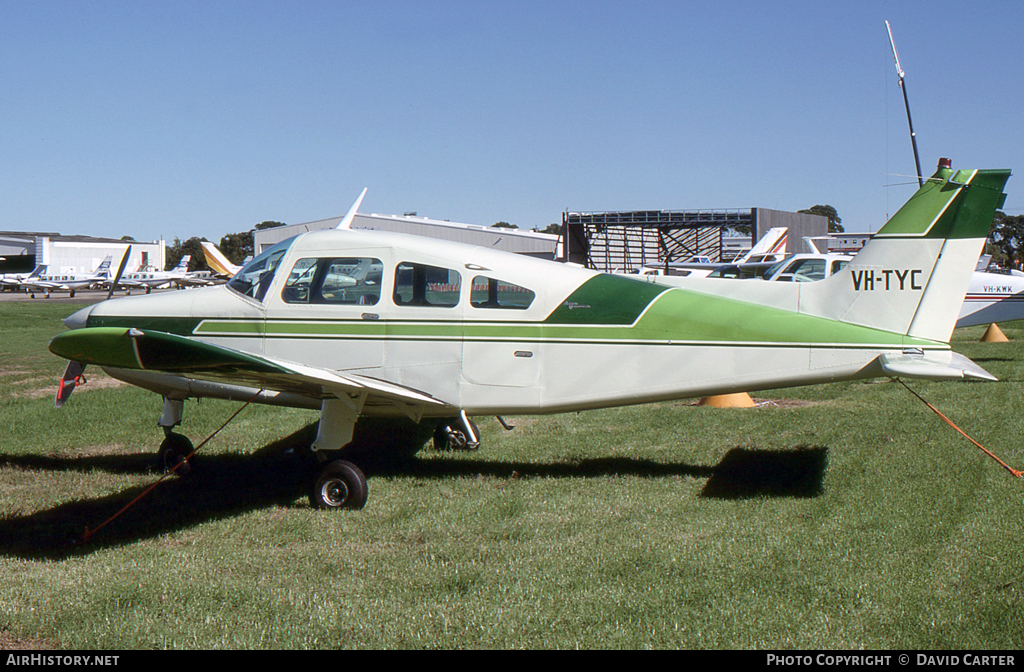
[886,21,923,187]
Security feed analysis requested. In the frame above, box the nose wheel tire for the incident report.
[158,433,195,476]
[309,460,368,510]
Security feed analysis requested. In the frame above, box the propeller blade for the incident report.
[107,245,131,300]
[55,360,86,408]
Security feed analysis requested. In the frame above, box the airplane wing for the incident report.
[48,327,447,409]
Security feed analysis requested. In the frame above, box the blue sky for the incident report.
[2,0,1021,243]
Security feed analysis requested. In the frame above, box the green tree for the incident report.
[217,222,287,265]
[989,211,1024,268]
[166,237,210,272]
[491,221,518,229]
[798,205,844,233]
[219,232,253,265]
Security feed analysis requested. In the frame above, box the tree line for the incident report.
[164,221,285,272]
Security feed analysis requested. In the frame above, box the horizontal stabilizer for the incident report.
[876,351,996,382]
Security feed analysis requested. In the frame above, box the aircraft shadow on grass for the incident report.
[0,424,827,560]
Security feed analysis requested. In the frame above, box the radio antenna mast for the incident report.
[886,20,923,187]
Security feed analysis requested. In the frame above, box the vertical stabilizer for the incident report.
[800,159,1010,343]
[737,227,788,263]
[201,242,242,277]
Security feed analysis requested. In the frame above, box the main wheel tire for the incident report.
[433,418,480,451]
[309,460,368,510]
[158,433,195,476]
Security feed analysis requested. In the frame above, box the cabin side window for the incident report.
[393,262,461,307]
[281,257,383,305]
[469,276,536,310]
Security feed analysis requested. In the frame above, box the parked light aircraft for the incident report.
[631,227,790,279]
[955,268,1024,328]
[119,256,193,292]
[23,256,113,298]
[1,265,47,290]
[48,160,1010,510]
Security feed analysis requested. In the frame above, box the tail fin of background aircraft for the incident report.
[736,227,788,263]
[91,256,113,279]
[200,242,241,278]
[173,255,191,272]
[800,159,1010,343]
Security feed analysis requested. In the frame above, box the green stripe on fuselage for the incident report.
[544,274,669,325]
[630,286,935,348]
[87,314,204,336]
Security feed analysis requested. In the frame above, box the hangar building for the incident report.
[0,231,165,277]
[559,207,828,271]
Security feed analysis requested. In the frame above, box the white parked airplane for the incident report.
[22,256,113,298]
[119,256,193,292]
[49,160,1011,510]
[1,265,47,290]
[630,227,790,280]
[956,268,1024,328]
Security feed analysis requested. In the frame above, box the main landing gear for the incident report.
[154,394,373,510]
[433,411,480,451]
[152,395,480,511]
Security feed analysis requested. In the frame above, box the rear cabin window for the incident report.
[470,276,535,310]
[393,262,461,307]
[281,257,383,305]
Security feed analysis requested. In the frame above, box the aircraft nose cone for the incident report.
[63,305,93,330]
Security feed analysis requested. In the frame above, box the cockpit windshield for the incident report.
[227,236,297,301]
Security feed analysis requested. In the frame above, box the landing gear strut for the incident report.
[157,397,192,475]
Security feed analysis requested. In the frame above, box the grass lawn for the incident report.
[0,300,1021,649]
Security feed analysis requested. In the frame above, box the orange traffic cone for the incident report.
[698,393,755,408]
[980,324,1009,342]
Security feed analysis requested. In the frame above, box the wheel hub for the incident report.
[320,478,350,507]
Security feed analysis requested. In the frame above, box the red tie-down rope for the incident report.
[79,389,265,545]
[897,379,1023,479]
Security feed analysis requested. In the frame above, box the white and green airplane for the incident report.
[49,159,1011,510]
